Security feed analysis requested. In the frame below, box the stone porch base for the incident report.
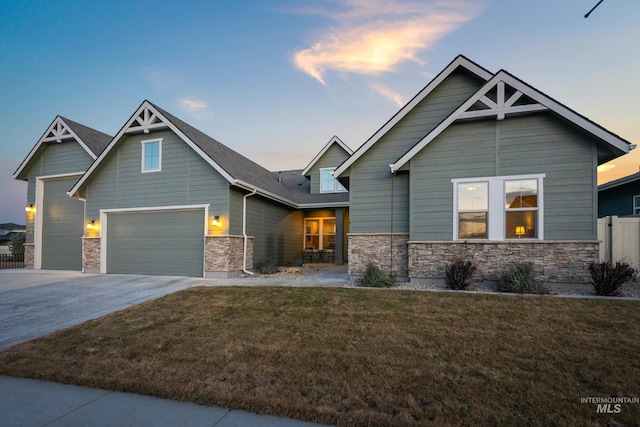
[81,235,254,277]
[348,235,599,284]
[409,240,599,284]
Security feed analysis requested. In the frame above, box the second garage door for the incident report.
[106,209,205,277]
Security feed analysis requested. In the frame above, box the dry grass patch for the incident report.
[1,287,639,426]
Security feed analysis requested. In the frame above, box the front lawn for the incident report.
[0,287,638,426]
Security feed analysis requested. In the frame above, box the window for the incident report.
[505,179,538,238]
[304,218,336,250]
[453,174,544,240]
[141,139,162,172]
[634,195,640,215]
[456,182,488,239]
[320,168,346,193]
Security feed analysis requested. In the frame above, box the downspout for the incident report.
[242,189,257,275]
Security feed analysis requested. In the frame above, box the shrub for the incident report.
[444,258,477,290]
[10,233,25,256]
[357,262,395,288]
[588,261,637,296]
[258,262,280,275]
[287,257,304,267]
[496,262,549,294]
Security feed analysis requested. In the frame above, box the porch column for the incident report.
[335,208,344,265]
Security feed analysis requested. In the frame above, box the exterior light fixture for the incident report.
[515,226,525,237]
[25,204,36,213]
[211,216,222,227]
[86,220,97,230]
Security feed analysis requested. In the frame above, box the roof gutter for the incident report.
[242,188,257,275]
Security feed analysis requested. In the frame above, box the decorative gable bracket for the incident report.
[42,118,76,143]
[458,81,548,121]
[125,106,168,134]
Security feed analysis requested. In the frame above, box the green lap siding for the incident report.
[85,130,230,229]
[349,69,485,233]
[41,177,84,270]
[409,114,598,241]
[106,209,205,277]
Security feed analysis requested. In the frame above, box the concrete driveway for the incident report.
[0,270,213,350]
[0,267,350,351]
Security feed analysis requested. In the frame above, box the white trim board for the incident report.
[301,136,353,177]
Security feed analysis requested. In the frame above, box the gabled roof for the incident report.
[302,136,352,177]
[334,55,493,178]
[598,171,640,192]
[389,69,633,173]
[13,116,112,180]
[69,101,348,208]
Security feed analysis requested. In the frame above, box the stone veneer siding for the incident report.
[409,241,599,284]
[82,237,101,273]
[348,233,409,279]
[24,243,34,269]
[205,235,253,276]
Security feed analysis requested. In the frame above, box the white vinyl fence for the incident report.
[597,216,640,268]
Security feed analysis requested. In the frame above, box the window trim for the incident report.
[634,195,640,215]
[141,138,162,173]
[452,174,545,241]
[319,168,347,193]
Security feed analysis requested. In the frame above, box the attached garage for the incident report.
[40,177,84,270]
[105,208,205,277]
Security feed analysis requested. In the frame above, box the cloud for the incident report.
[143,67,184,89]
[370,83,405,107]
[178,98,213,121]
[293,0,482,84]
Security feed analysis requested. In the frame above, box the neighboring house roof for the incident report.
[389,69,632,173]
[13,116,112,180]
[598,171,640,191]
[302,136,353,177]
[334,55,493,178]
[0,231,24,244]
[0,223,26,232]
[70,101,348,208]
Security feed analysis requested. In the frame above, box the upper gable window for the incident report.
[320,168,346,193]
[141,138,162,173]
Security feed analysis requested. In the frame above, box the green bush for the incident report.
[588,261,637,296]
[357,262,395,288]
[258,262,280,275]
[496,262,549,294]
[287,257,304,267]
[10,233,25,256]
[444,258,477,290]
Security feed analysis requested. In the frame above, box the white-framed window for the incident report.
[141,138,162,172]
[634,195,640,215]
[452,174,544,241]
[320,168,346,193]
[304,218,336,250]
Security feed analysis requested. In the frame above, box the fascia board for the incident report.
[301,136,353,177]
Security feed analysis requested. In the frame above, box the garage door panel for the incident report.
[106,210,204,277]
[41,178,84,270]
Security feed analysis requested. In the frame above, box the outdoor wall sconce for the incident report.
[25,204,36,213]
[515,225,526,237]
[86,220,98,230]
[211,216,222,227]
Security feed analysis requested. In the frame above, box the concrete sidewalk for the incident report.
[0,376,332,427]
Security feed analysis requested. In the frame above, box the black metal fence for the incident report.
[0,253,25,269]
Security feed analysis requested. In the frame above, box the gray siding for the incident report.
[245,196,304,267]
[309,144,351,194]
[599,182,640,217]
[409,113,598,241]
[85,130,231,231]
[349,69,485,233]
[410,120,496,240]
[24,142,93,244]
